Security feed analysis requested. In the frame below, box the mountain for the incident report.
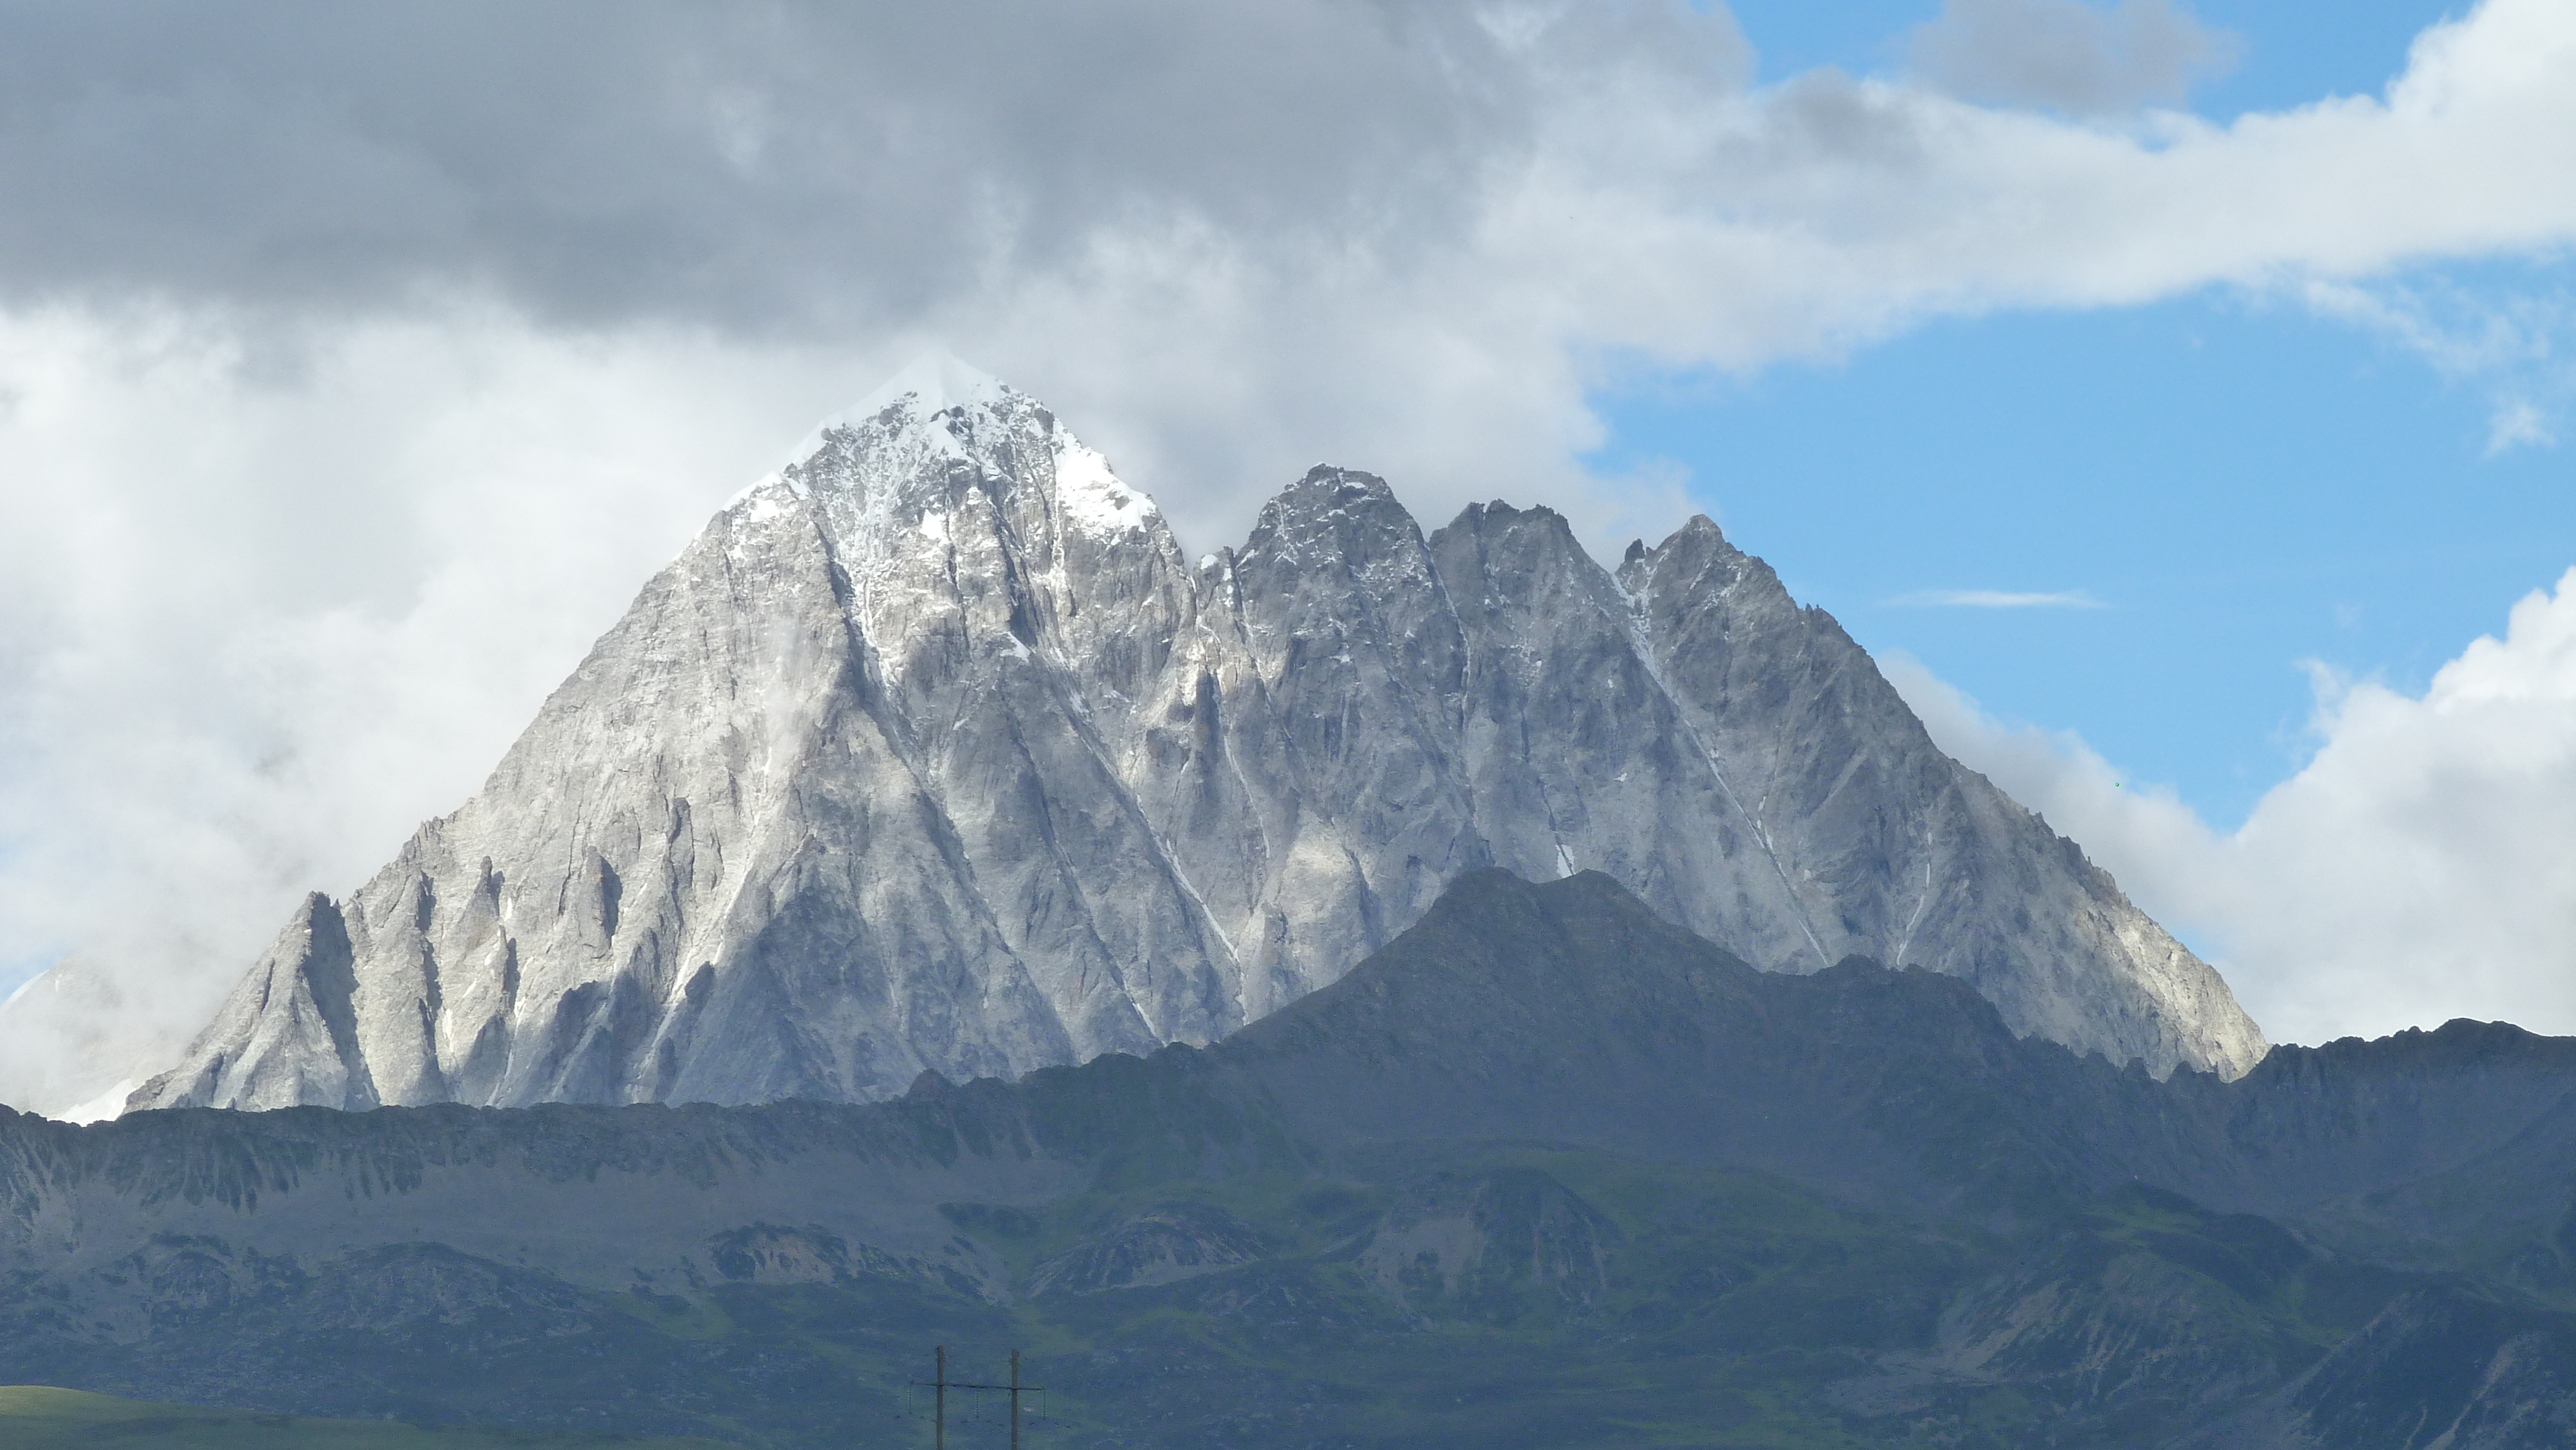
[10,870,2574,1449]
[128,355,2261,1114]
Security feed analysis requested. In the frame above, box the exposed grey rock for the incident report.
[134,893,376,1113]
[130,355,2264,1113]
[1024,1203,1274,1297]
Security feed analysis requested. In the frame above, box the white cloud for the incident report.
[1890,568,2576,1046]
[8,0,2576,1109]
[1890,588,2108,608]
[2490,397,2558,453]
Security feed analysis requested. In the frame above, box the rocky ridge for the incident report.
[131,355,2264,1112]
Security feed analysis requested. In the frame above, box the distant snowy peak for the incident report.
[769,349,1016,472]
[770,351,1160,544]
[847,349,1017,420]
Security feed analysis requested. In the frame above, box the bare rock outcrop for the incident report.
[131,355,2264,1112]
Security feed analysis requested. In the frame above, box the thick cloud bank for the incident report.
[1894,568,2576,1046]
[4,1,2576,1111]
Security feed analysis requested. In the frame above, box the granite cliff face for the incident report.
[131,356,2263,1112]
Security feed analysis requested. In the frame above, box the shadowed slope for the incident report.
[7,872,2576,1448]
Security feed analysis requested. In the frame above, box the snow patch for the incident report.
[60,1076,134,1124]
[723,472,781,510]
[1053,439,1159,537]
[851,350,1012,420]
[773,349,1011,476]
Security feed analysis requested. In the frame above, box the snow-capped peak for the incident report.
[755,352,1020,485]
[745,351,1165,554]
[844,349,1015,423]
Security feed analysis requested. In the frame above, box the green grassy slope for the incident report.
[14,873,2576,1446]
[0,1387,727,1450]
[4,1134,2561,1448]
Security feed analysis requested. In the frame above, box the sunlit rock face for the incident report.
[131,357,2264,1113]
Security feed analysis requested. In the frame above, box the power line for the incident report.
[910,1346,1048,1448]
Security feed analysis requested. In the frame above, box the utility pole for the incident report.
[914,1347,1043,1446]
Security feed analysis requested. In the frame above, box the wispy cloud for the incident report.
[1890,588,2108,609]
[2296,276,2574,458]
[2488,397,2558,455]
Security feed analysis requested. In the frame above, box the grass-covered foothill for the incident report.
[0,1386,727,1449]
[14,875,2576,1448]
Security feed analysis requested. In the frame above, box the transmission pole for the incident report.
[915,1346,1042,1446]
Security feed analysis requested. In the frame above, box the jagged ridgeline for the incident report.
[132,355,2263,1113]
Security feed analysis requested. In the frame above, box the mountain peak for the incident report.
[757,351,1027,490]
[754,352,1164,547]
[1242,464,1429,577]
[1256,465,1411,529]
[847,349,1015,423]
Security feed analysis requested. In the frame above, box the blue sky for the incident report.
[1595,271,2576,826]
[1731,0,2453,109]
[1589,2,2573,828]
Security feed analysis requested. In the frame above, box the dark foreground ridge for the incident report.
[8,870,2576,1448]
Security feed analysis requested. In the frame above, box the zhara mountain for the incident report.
[132,355,2264,1114]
